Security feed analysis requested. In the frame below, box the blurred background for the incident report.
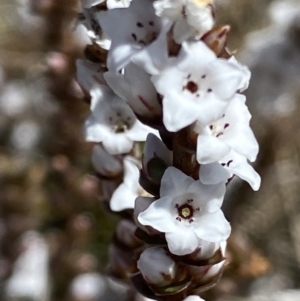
[0,0,300,300]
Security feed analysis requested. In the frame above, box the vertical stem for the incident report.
[172,128,199,179]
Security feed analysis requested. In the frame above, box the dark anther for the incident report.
[227,160,233,167]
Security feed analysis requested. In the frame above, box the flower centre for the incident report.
[186,81,198,94]
[113,120,129,133]
[180,205,192,218]
[191,0,212,7]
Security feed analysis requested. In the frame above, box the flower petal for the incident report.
[160,167,194,199]
[84,115,109,142]
[138,196,177,232]
[194,210,231,242]
[102,135,133,154]
[197,134,231,164]
[126,120,159,141]
[110,181,138,211]
[166,229,199,255]
[187,181,226,212]
[199,162,231,185]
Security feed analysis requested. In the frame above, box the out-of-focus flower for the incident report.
[70,273,106,301]
[154,0,214,43]
[5,231,49,301]
[151,41,249,132]
[84,88,158,154]
[137,246,177,286]
[138,167,230,255]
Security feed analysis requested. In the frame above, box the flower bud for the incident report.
[92,144,123,177]
[201,25,230,56]
[137,246,177,286]
[189,240,220,261]
[183,296,206,301]
[108,244,138,279]
[116,220,143,249]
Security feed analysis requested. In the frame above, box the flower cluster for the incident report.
[77,0,261,300]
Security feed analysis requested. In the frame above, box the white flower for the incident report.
[84,87,158,154]
[196,94,259,164]
[151,41,250,132]
[98,0,172,73]
[104,63,162,119]
[154,0,214,43]
[137,246,177,286]
[110,156,142,211]
[92,144,123,177]
[138,167,230,255]
[200,150,261,191]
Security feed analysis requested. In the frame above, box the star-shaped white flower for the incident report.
[84,87,158,154]
[98,0,171,74]
[104,63,162,119]
[154,0,214,43]
[196,94,258,164]
[138,167,230,255]
[199,149,261,191]
[151,41,250,132]
[110,156,142,211]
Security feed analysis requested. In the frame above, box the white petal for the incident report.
[123,156,141,188]
[197,134,231,164]
[194,210,231,242]
[199,162,231,185]
[107,43,138,72]
[206,60,248,99]
[138,196,177,233]
[110,182,138,211]
[102,135,133,154]
[160,167,194,199]
[229,160,261,191]
[126,120,159,141]
[84,115,109,142]
[187,181,226,212]
[132,19,171,74]
[162,92,201,132]
[166,229,199,255]
[178,41,216,72]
